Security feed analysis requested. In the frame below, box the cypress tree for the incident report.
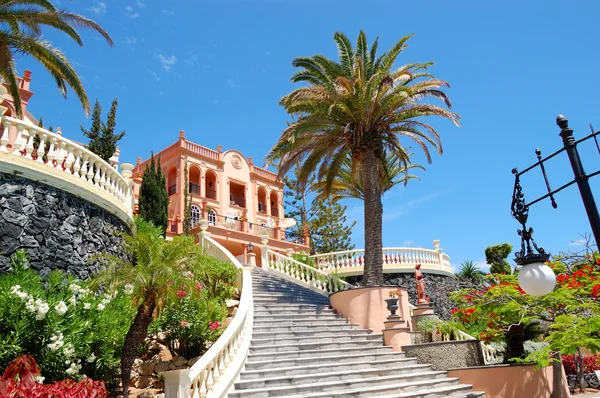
[81,98,125,162]
[138,153,169,235]
[183,162,192,235]
[310,198,355,254]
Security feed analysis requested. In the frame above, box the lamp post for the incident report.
[510,114,600,295]
[247,242,254,253]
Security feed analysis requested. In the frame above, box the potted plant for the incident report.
[385,289,402,318]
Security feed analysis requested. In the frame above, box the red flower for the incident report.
[450,308,458,316]
[195,282,203,291]
[487,321,495,328]
[176,289,187,298]
[180,320,190,328]
[591,284,600,298]
[167,280,174,286]
[209,321,220,331]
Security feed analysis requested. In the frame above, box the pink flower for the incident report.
[167,280,174,286]
[195,282,203,291]
[176,289,187,298]
[180,320,190,328]
[209,321,220,331]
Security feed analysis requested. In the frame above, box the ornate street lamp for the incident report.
[247,242,254,253]
[511,172,556,296]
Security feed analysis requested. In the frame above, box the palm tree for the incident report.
[0,0,113,117]
[311,152,424,202]
[266,31,460,286]
[456,260,486,283]
[91,218,203,397]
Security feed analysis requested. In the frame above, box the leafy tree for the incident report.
[0,0,114,118]
[450,252,600,391]
[456,260,486,284]
[138,154,169,235]
[81,98,125,162]
[283,168,314,244]
[310,198,356,254]
[266,31,459,286]
[485,243,513,274]
[312,152,424,202]
[91,217,206,397]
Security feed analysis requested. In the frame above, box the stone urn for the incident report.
[385,298,400,318]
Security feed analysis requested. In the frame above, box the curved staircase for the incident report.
[228,269,485,398]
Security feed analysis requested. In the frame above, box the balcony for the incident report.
[168,184,177,196]
[271,207,279,217]
[229,193,245,208]
[206,188,217,200]
[258,203,267,213]
[189,182,201,195]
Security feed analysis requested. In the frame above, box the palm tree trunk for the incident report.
[121,297,156,397]
[361,149,384,286]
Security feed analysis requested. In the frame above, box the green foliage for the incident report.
[150,295,227,359]
[81,98,126,162]
[193,255,238,301]
[451,255,600,367]
[0,0,113,118]
[183,163,192,235]
[290,252,316,268]
[283,169,314,244]
[456,260,486,283]
[33,118,51,163]
[138,155,169,235]
[0,250,135,383]
[485,243,513,274]
[415,318,465,342]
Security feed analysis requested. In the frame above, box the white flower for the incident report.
[63,344,74,357]
[68,296,77,306]
[48,340,64,351]
[65,362,81,375]
[97,303,105,311]
[184,271,195,279]
[50,332,63,341]
[123,284,134,295]
[16,291,30,302]
[55,301,68,316]
[36,376,45,384]
[10,285,21,294]
[78,288,89,298]
[86,353,96,363]
[69,284,81,294]
[83,303,91,310]
[111,290,117,299]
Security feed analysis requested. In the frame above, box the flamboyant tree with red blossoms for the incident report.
[450,253,600,374]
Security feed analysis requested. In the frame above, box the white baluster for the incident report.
[36,132,46,163]
[46,137,56,167]
[0,119,10,152]
[23,128,34,159]
[80,153,89,180]
[12,124,25,155]
[93,161,102,186]
[72,149,81,176]
[57,141,67,169]
[99,165,107,190]
[63,145,74,174]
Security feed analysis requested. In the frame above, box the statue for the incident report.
[415,264,430,304]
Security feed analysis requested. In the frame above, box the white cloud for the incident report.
[403,240,414,246]
[155,52,177,71]
[185,54,199,66]
[136,0,146,8]
[87,1,107,16]
[227,76,238,88]
[123,36,138,45]
[147,69,160,82]
[125,6,139,19]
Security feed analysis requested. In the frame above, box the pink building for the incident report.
[131,132,310,264]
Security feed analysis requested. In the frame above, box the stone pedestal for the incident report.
[411,302,439,336]
[382,316,411,352]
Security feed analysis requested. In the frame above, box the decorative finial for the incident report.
[556,114,568,129]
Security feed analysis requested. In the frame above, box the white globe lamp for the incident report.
[517,260,556,296]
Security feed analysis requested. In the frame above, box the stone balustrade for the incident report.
[310,240,454,276]
[0,115,134,224]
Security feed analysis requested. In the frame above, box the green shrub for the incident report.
[290,252,315,268]
[194,254,238,300]
[0,251,135,383]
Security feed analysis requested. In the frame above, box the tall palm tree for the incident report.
[266,31,460,286]
[91,218,203,397]
[0,0,113,118]
[311,152,424,202]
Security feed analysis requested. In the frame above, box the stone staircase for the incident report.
[228,269,485,398]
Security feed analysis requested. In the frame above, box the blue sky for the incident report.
[15,0,600,271]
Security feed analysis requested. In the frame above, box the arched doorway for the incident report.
[205,170,217,200]
[190,204,201,227]
[189,166,201,195]
[257,187,267,214]
[167,166,177,196]
[270,192,279,217]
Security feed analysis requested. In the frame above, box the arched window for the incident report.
[190,204,201,227]
[208,210,217,225]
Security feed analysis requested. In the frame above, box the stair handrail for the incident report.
[162,236,253,398]
[266,249,354,295]
[451,329,498,364]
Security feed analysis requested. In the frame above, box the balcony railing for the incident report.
[168,184,177,196]
[206,188,217,200]
[248,222,275,239]
[210,214,243,231]
[258,203,267,213]
[229,193,245,208]
[189,182,200,195]
[271,207,279,217]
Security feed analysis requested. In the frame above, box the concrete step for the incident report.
[253,293,329,300]
[241,357,421,380]
[252,318,354,327]
[244,351,407,371]
[253,313,342,321]
[253,297,331,305]
[251,328,373,340]
[254,304,331,311]
[253,309,336,317]
[279,383,478,398]
[249,340,384,355]
[252,322,362,333]
[247,345,395,362]
[229,372,455,398]
[251,333,382,347]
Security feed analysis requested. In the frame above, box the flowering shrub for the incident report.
[0,354,107,398]
[562,354,600,375]
[0,251,136,383]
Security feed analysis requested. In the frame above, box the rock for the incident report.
[1,198,23,213]
[147,340,167,352]
[132,359,144,375]
[155,360,171,373]
[137,391,155,398]
[155,394,165,398]
[188,356,201,367]
[157,347,173,362]
[1,222,23,240]
[226,299,240,308]
[2,209,28,226]
[135,375,153,389]
[172,355,188,367]
[168,362,177,370]
[130,370,140,387]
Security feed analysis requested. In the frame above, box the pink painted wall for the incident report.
[330,287,412,334]
[448,364,570,398]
